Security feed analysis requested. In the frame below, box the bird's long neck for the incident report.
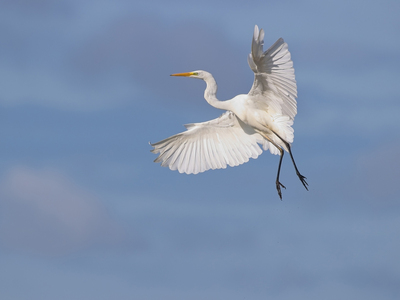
[203,75,232,111]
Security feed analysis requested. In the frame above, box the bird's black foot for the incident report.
[276,180,286,200]
[297,172,309,190]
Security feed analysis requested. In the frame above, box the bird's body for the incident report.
[151,25,308,199]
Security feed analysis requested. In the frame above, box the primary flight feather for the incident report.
[151,25,308,199]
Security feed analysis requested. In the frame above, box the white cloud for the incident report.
[0,166,123,255]
[0,63,138,111]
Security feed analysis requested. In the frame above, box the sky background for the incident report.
[1,0,400,299]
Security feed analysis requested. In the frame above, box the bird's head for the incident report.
[170,70,210,80]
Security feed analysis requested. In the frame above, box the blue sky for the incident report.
[1,0,400,299]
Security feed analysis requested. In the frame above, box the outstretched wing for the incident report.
[151,111,264,174]
[247,25,297,121]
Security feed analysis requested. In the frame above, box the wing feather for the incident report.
[248,25,298,123]
[151,111,264,174]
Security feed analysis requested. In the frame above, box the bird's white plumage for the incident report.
[151,111,265,174]
[247,25,297,144]
[248,26,297,114]
[151,25,299,175]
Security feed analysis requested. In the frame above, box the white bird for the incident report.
[151,25,308,199]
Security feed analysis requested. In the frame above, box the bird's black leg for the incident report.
[276,148,286,200]
[258,132,287,199]
[287,145,308,190]
[271,130,308,191]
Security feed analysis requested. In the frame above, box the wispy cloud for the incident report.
[0,166,123,255]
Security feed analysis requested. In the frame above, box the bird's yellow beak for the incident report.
[170,72,197,77]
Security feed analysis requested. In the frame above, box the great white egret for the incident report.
[151,25,308,199]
